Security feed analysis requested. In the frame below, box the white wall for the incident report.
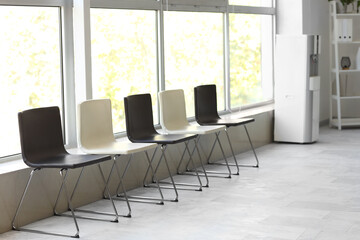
[276,0,330,122]
[276,0,303,35]
[303,0,330,122]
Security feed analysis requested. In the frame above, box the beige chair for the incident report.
[158,89,232,183]
[78,99,163,209]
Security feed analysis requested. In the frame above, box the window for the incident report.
[164,11,225,117]
[91,9,158,133]
[0,6,62,158]
[229,0,273,7]
[90,3,274,123]
[0,1,275,162]
[229,13,273,108]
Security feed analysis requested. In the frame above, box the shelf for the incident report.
[332,95,360,100]
[331,69,360,73]
[331,118,360,127]
[336,13,360,17]
[329,2,360,130]
[332,41,360,44]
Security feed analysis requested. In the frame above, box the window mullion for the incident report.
[224,1,231,111]
[74,0,93,104]
[158,4,165,93]
[61,1,77,148]
[157,3,165,124]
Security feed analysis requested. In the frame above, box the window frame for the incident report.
[0,0,73,161]
[227,3,276,112]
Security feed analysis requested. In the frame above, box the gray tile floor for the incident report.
[2,127,360,239]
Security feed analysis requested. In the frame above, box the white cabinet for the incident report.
[274,35,320,143]
[329,1,360,129]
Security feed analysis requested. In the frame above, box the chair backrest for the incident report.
[158,89,189,132]
[124,93,157,141]
[78,99,115,149]
[194,84,220,123]
[18,106,67,167]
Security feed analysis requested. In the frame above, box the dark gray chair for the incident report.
[13,106,117,238]
[124,93,200,202]
[194,84,259,173]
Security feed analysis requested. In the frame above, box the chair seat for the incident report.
[130,133,197,144]
[198,117,254,127]
[81,139,157,155]
[165,124,225,135]
[24,153,111,169]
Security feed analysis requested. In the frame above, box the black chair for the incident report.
[13,107,118,238]
[194,84,259,173]
[124,93,200,202]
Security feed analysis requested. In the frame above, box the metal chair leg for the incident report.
[193,138,210,187]
[144,151,165,202]
[214,132,232,177]
[13,168,80,238]
[179,136,211,185]
[225,128,240,174]
[141,143,202,192]
[103,156,118,199]
[12,169,39,229]
[244,125,260,168]
[151,149,164,182]
[202,134,218,168]
[142,146,158,185]
[114,155,132,194]
[60,169,80,235]
[159,141,203,191]
[176,143,189,174]
[160,145,179,202]
[97,164,119,222]
[70,167,85,202]
[148,141,203,191]
[184,141,202,190]
[111,155,132,216]
[59,165,120,222]
[53,168,66,215]
[187,132,232,178]
[177,135,209,187]
[210,126,259,168]
[117,150,165,205]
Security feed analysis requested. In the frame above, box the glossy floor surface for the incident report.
[2,127,360,239]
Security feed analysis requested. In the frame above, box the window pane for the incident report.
[164,11,224,117]
[229,14,273,108]
[0,6,62,158]
[91,9,157,133]
[229,0,273,7]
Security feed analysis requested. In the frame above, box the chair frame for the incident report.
[157,89,234,182]
[77,99,164,206]
[206,126,259,169]
[142,141,204,190]
[194,84,260,174]
[13,107,118,238]
[124,93,200,202]
[112,152,165,205]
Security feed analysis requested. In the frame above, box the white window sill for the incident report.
[0,103,274,175]
[221,103,274,119]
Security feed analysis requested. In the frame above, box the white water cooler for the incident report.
[274,35,321,143]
